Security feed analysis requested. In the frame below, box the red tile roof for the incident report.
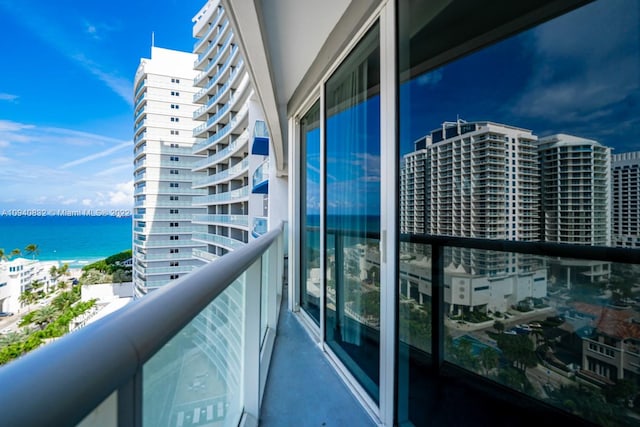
[571,302,640,341]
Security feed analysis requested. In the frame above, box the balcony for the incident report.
[192,248,219,262]
[193,158,249,188]
[192,232,245,250]
[192,130,249,171]
[192,103,249,154]
[193,61,245,120]
[193,214,249,227]
[252,216,267,238]
[252,158,269,194]
[251,120,269,155]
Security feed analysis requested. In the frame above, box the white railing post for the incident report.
[242,258,262,426]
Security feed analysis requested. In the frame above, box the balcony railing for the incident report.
[192,103,250,154]
[193,61,245,120]
[252,158,269,194]
[193,131,249,172]
[0,224,285,426]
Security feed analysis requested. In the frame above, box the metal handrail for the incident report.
[401,233,640,264]
[0,223,284,426]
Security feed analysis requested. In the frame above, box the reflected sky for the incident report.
[400,0,639,157]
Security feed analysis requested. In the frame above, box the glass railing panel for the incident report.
[436,247,638,426]
[260,243,274,347]
[253,120,269,139]
[143,277,246,427]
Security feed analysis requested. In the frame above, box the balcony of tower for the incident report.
[192,158,249,189]
[192,186,250,206]
[193,47,241,104]
[194,29,233,86]
[193,7,225,54]
[193,64,246,121]
[193,103,249,154]
[192,130,250,172]
[193,75,251,138]
[194,20,232,71]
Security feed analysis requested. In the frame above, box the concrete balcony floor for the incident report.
[260,293,376,427]
[260,293,589,427]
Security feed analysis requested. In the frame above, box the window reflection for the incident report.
[325,22,381,402]
[300,100,321,324]
[398,0,640,425]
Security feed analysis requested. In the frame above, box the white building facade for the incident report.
[132,47,207,295]
[0,258,53,313]
[190,1,269,262]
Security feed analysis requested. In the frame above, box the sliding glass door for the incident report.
[324,22,381,402]
[300,100,321,324]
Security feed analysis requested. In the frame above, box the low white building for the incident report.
[0,258,55,313]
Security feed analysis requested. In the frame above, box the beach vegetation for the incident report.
[80,249,132,285]
[24,243,39,259]
[0,287,95,365]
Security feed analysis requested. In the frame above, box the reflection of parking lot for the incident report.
[170,350,228,426]
[172,396,227,427]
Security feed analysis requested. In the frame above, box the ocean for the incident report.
[0,215,132,267]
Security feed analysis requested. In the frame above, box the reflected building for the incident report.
[400,119,546,315]
[538,134,612,286]
[612,151,640,248]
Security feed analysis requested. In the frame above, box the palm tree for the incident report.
[24,244,39,260]
[31,306,59,330]
[9,248,21,259]
[0,331,24,348]
[58,263,70,277]
[479,347,499,376]
[18,289,36,307]
[49,265,59,282]
[0,249,6,262]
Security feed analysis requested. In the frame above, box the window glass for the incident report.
[325,22,381,402]
[300,100,321,324]
[397,0,639,425]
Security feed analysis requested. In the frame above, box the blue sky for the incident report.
[401,0,639,157]
[0,0,202,211]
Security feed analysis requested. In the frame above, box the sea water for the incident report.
[0,215,132,267]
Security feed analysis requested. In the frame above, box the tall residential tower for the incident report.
[132,47,207,295]
[190,1,269,262]
[612,151,640,248]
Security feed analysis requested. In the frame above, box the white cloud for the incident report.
[61,198,78,206]
[513,0,639,123]
[72,53,133,106]
[104,181,133,207]
[0,93,18,102]
[417,70,443,87]
[94,163,132,177]
[60,140,130,169]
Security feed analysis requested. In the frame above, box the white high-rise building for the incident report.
[132,47,207,295]
[538,134,612,285]
[538,134,611,246]
[612,151,640,248]
[399,120,545,314]
[190,1,269,262]
[401,119,540,242]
